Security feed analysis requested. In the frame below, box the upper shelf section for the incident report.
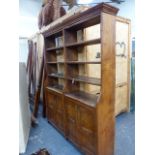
[42,3,119,37]
[45,31,63,49]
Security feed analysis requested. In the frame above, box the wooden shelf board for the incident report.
[45,30,63,38]
[66,61,101,64]
[47,61,65,64]
[48,73,65,79]
[46,46,63,51]
[66,38,101,48]
[46,85,64,93]
[65,91,98,107]
[67,75,101,86]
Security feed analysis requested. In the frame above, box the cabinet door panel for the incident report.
[47,92,56,107]
[77,106,95,152]
[66,100,76,119]
[55,111,64,130]
[47,106,55,123]
[65,99,77,143]
[46,90,64,133]
[79,129,95,153]
[46,92,56,123]
[77,106,95,131]
[68,120,76,142]
[56,97,63,112]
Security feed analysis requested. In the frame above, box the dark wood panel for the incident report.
[79,130,95,154]
[47,107,55,123]
[46,92,56,123]
[77,106,95,131]
[46,89,65,133]
[77,106,96,153]
[55,111,64,131]
[65,99,77,143]
[65,99,77,119]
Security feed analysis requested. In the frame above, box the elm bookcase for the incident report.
[42,3,119,155]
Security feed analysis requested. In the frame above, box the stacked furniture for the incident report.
[42,3,119,155]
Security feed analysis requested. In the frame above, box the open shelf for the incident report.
[46,46,63,51]
[66,61,101,64]
[47,61,64,64]
[48,73,65,79]
[66,38,101,48]
[65,91,98,107]
[47,85,64,93]
[67,75,101,86]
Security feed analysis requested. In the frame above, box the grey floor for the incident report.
[21,107,135,155]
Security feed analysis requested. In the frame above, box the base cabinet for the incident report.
[46,89,96,154]
[46,89,64,134]
[65,97,96,155]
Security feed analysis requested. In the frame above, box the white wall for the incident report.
[19,0,42,37]
[19,0,42,62]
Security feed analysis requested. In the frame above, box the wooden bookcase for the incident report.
[43,3,119,155]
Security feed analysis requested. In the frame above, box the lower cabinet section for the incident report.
[46,88,96,154]
[65,97,96,155]
[46,89,64,134]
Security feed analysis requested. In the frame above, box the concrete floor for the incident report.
[20,108,135,155]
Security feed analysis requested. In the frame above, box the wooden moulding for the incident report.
[42,3,118,37]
